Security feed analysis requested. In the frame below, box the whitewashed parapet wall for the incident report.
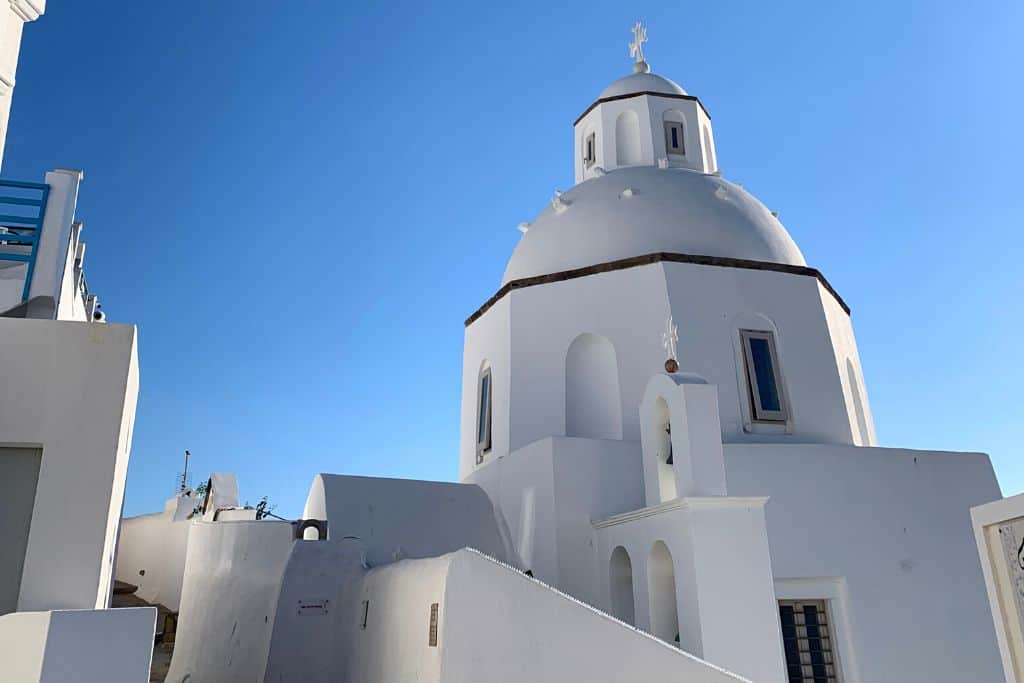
[0,317,139,612]
[0,0,44,169]
[0,607,154,682]
[169,515,750,683]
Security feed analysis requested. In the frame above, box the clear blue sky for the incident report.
[4,2,1021,517]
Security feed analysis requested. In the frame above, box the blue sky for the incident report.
[4,1,1021,517]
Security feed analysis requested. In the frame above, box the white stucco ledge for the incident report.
[0,607,155,682]
[664,371,709,385]
[593,496,770,528]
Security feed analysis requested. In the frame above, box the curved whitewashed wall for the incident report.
[166,520,294,682]
[304,473,519,567]
[115,498,193,611]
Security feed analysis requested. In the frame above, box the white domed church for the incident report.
[109,24,1005,683]
[457,26,1002,683]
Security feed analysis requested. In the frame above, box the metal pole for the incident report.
[182,449,191,491]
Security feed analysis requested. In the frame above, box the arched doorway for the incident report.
[609,546,635,625]
[648,540,680,646]
[565,333,622,440]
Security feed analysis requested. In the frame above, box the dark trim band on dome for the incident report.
[574,91,711,127]
[465,252,850,327]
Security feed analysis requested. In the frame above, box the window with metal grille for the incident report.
[428,603,439,647]
[779,600,840,683]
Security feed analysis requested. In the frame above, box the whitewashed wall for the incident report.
[595,498,786,683]
[0,318,138,612]
[818,282,877,446]
[0,0,44,169]
[166,520,294,682]
[115,496,194,610]
[347,555,450,682]
[440,549,748,682]
[467,436,643,606]
[304,473,518,567]
[461,262,870,476]
[263,539,369,682]
[0,607,154,682]
[575,93,713,183]
[726,443,1002,682]
[458,295,510,479]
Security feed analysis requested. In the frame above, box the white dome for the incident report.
[599,72,687,99]
[503,166,806,285]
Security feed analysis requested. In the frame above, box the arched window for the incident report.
[565,333,623,440]
[582,130,596,168]
[654,397,677,502]
[609,546,635,625]
[615,110,642,166]
[648,541,680,646]
[846,359,870,446]
[476,364,492,464]
[740,329,788,422]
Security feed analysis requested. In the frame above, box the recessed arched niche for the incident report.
[648,540,680,646]
[846,358,870,446]
[701,125,716,172]
[609,545,635,625]
[565,333,623,440]
[615,110,642,166]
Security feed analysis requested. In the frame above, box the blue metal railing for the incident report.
[0,179,50,302]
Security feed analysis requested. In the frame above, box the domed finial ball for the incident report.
[665,358,679,373]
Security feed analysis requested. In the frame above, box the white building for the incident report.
[0,3,155,681]
[140,25,1009,683]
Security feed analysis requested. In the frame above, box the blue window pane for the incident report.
[749,337,781,412]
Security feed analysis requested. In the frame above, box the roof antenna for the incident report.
[180,449,191,492]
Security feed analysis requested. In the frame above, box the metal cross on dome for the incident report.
[630,21,648,66]
[661,315,678,364]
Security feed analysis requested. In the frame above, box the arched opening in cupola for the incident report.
[565,333,622,440]
[654,396,677,502]
[615,110,642,166]
[609,546,635,625]
[648,540,680,646]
